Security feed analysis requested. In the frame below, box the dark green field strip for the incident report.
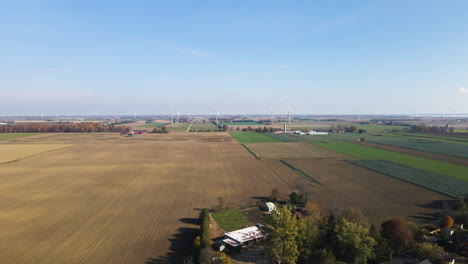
[390,132,468,144]
[139,123,169,127]
[0,133,42,140]
[280,160,321,184]
[219,122,262,126]
[229,132,281,143]
[347,160,468,198]
[325,133,468,159]
[266,133,337,142]
[312,142,468,182]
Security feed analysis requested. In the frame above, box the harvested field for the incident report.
[0,133,297,264]
[244,142,350,159]
[284,159,455,225]
[0,144,73,163]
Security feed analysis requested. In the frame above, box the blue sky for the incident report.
[1,0,468,115]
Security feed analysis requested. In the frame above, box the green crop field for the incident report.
[166,123,191,131]
[139,122,168,128]
[266,133,337,142]
[326,133,468,159]
[211,210,247,232]
[313,142,468,181]
[219,122,262,126]
[0,133,41,140]
[230,132,281,143]
[189,122,221,132]
[390,132,468,143]
[348,160,468,198]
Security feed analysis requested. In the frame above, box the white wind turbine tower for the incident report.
[270,108,274,124]
[170,107,174,128]
[287,105,292,126]
[176,110,181,124]
[216,110,221,127]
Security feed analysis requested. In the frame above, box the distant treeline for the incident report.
[409,124,454,133]
[0,122,128,133]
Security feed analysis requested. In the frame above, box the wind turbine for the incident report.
[287,105,292,126]
[216,109,221,127]
[176,110,181,124]
[270,108,274,124]
[170,107,174,128]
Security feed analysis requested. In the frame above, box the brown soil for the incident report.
[285,159,455,225]
[0,133,297,264]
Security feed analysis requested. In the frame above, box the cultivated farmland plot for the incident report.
[243,142,350,159]
[0,133,298,264]
[283,159,454,225]
[326,133,468,159]
[313,141,468,181]
[266,133,337,142]
[348,160,468,198]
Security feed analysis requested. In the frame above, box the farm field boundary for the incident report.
[313,141,468,181]
[266,133,336,142]
[347,160,468,198]
[241,144,259,159]
[280,160,321,184]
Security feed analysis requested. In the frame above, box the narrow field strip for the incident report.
[347,160,468,198]
[280,160,321,184]
[230,132,281,143]
[0,144,74,164]
[313,141,468,181]
[241,144,259,158]
[0,133,42,140]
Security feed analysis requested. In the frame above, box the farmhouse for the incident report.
[221,226,264,250]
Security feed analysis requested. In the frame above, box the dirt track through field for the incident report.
[0,133,296,264]
[285,159,454,225]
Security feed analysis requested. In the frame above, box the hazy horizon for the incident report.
[2,1,468,115]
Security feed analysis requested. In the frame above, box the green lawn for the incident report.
[211,210,248,232]
[0,133,41,140]
[313,141,468,181]
[230,132,281,143]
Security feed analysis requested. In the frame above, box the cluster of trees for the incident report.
[328,125,361,133]
[261,201,460,264]
[409,124,454,133]
[0,123,128,133]
[194,209,231,264]
[151,126,169,133]
[236,126,282,133]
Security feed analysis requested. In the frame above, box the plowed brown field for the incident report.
[0,133,296,264]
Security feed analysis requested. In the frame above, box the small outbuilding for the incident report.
[265,202,276,212]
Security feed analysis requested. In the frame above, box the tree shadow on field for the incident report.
[417,200,456,210]
[144,226,198,264]
[179,218,199,225]
[250,196,269,201]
